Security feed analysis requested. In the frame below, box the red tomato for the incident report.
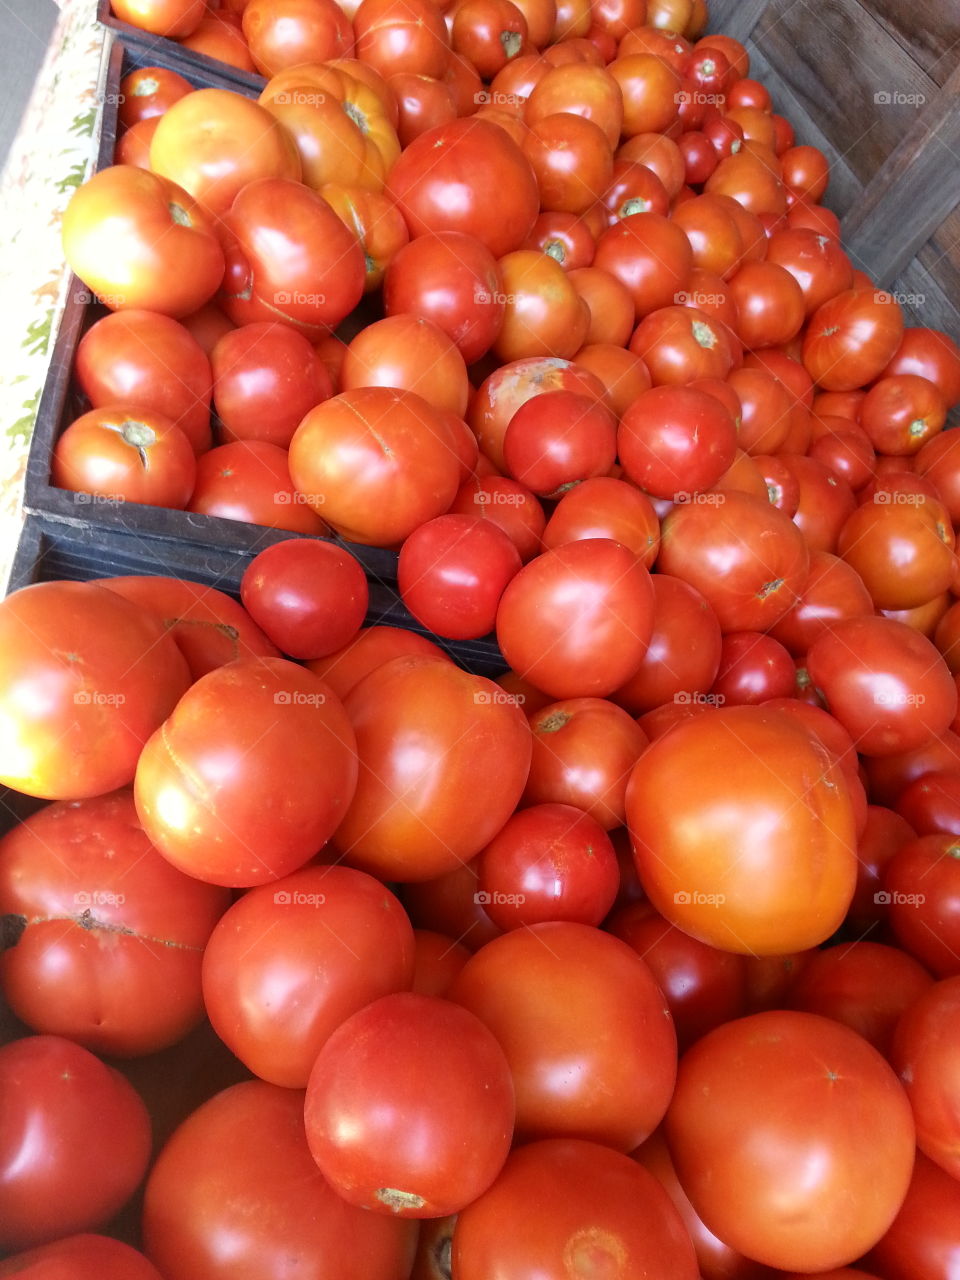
[0,1036,151,1250]
[134,658,358,887]
[411,929,470,997]
[496,539,655,699]
[891,975,960,1180]
[618,384,737,498]
[306,625,450,700]
[710,630,797,705]
[503,389,617,496]
[729,259,806,349]
[75,309,212,454]
[803,289,905,391]
[110,0,204,35]
[883,834,960,978]
[865,1152,960,1280]
[188,440,329,535]
[629,304,736,384]
[305,993,513,1216]
[897,768,960,835]
[540,475,660,566]
[143,1080,416,1279]
[0,582,190,800]
[397,514,521,640]
[0,790,229,1056]
[354,0,449,77]
[593,212,693,317]
[334,656,532,881]
[118,65,192,127]
[0,1234,163,1279]
[453,1139,699,1279]
[626,706,858,953]
[340,314,469,416]
[882,325,960,407]
[179,12,258,70]
[239,539,368,660]
[860,373,947,456]
[493,249,590,360]
[402,857,502,953]
[666,1011,916,1272]
[837,494,955,612]
[524,113,615,216]
[447,475,547,563]
[242,0,354,74]
[52,406,196,509]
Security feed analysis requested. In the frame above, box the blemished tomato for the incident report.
[52,406,196,509]
[341,314,469,416]
[883,834,960,978]
[397,514,522,640]
[118,65,192,128]
[476,802,618,928]
[110,0,205,36]
[201,864,414,1088]
[540,476,660,567]
[865,1151,960,1280]
[211,322,332,449]
[242,0,354,75]
[626,706,858,954]
[143,1080,417,1279]
[239,539,368,660]
[62,166,224,318]
[75,309,212,454]
[334,656,531,882]
[289,387,462,545]
[805,616,958,757]
[453,1139,699,1280]
[0,581,190,800]
[496,539,655,699]
[666,1011,916,1272]
[134,658,358,887]
[0,1234,164,1279]
[450,922,676,1149]
[304,993,514,1217]
[618,384,737,499]
[891,975,960,1181]
[0,1035,152,1251]
[0,790,229,1056]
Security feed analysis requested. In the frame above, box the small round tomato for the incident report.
[52,406,196,509]
[710,630,797,705]
[503,389,617,496]
[118,65,192,128]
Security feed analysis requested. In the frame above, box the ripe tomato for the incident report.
[453,1139,699,1280]
[891,976,960,1181]
[448,475,546,563]
[524,113,615,216]
[334,656,531,881]
[341,314,469,415]
[0,790,229,1056]
[710,630,796,704]
[0,1035,151,1251]
[666,1011,916,1272]
[0,1234,164,1279]
[503,388,617,495]
[836,493,955,611]
[239,539,368,660]
[451,922,676,1149]
[593,212,693,317]
[306,625,451,700]
[882,325,960,406]
[765,226,854,315]
[803,288,905,391]
[118,66,192,128]
[242,0,354,74]
[618,384,737,498]
[493,249,590,361]
[75,309,212,454]
[626,706,857,954]
[354,0,450,77]
[729,259,806,349]
[629,304,736,384]
[540,475,660,566]
[401,857,502,953]
[865,1152,960,1280]
[496,539,655,699]
[0,582,190,800]
[388,72,458,146]
[883,834,960,978]
[179,12,258,71]
[62,166,224,317]
[110,0,205,36]
[188,440,330,536]
[860,373,947,455]
[143,1080,417,1279]
[411,930,469,998]
[52,406,196,509]
[897,768,960,835]
[304,993,513,1217]
[134,658,358,887]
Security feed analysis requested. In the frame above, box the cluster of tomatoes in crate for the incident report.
[4,0,960,1277]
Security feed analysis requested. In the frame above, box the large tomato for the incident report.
[333,656,531,881]
[143,1080,417,1279]
[891,975,960,1180]
[134,659,358,887]
[626,705,858,953]
[0,582,190,800]
[803,288,905,391]
[666,1011,916,1272]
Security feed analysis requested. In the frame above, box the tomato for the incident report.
[411,930,470,999]
[306,625,450,701]
[187,440,328,534]
[0,1036,151,1251]
[666,1011,915,1272]
[891,975,960,1180]
[75,309,212,454]
[402,857,501,953]
[883,834,960,978]
[447,475,546,563]
[242,0,354,74]
[306,992,513,1219]
[540,475,660,566]
[110,0,204,36]
[452,0,527,77]
[726,367,793,455]
[52,406,196,509]
[354,0,450,77]
[865,732,960,809]
[846,804,917,933]
[397,514,521,640]
[450,922,676,1149]
[334,656,531,881]
[915,429,960,524]
[0,582,190,801]
[496,539,655,699]
[865,1152,960,1280]
[568,270,635,349]
[118,65,192,128]
[387,119,538,256]
[729,259,806,349]
[805,616,958,756]
[493,248,590,360]
[179,12,258,70]
[803,289,905,391]
[62,166,224,317]
[619,384,737,498]
[593,212,693,317]
[502,388,616,495]
[341,314,469,416]
[657,491,809,633]
[627,706,857,953]
[882,325,960,407]
[897,768,960,835]
[454,1138,697,1279]
[179,300,234,357]
[135,658,357,886]
[705,150,787,217]
[860,373,947,455]
[629,304,736,383]
[784,453,857,554]
[239,539,368,659]
[0,1234,163,1279]
[384,231,505,363]
[0,790,229,1056]
[115,117,158,168]
[765,226,853,315]
[709,630,795,705]
[217,178,365,334]
[144,1080,416,1278]
[289,387,462,545]
[383,72,455,146]
[837,493,955,611]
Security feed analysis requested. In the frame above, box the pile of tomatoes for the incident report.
[4,0,960,1275]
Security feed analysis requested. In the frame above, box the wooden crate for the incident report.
[705,0,960,336]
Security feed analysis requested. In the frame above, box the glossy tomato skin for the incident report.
[883,834,960,977]
[0,1233,164,1279]
[306,625,451,700]
[187,440,330,536]
[496,539,655,699]
[0,1036,152,1251]
[449,922,677,1150]
[143,1080,417,1280]
[334,656,532,882]
[0,790,230,1057]
[803,288,905,391]
[626,706,858,954]
[0,582,190,800]
[891,975,960,1180]
[453,1138,699,1280]
[304,992,514,1217]
[666,1011,916,1272]
[110,0,205,36]
[52,406,196,509]
[865,1151,960,1280]
[135,659,357,887]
